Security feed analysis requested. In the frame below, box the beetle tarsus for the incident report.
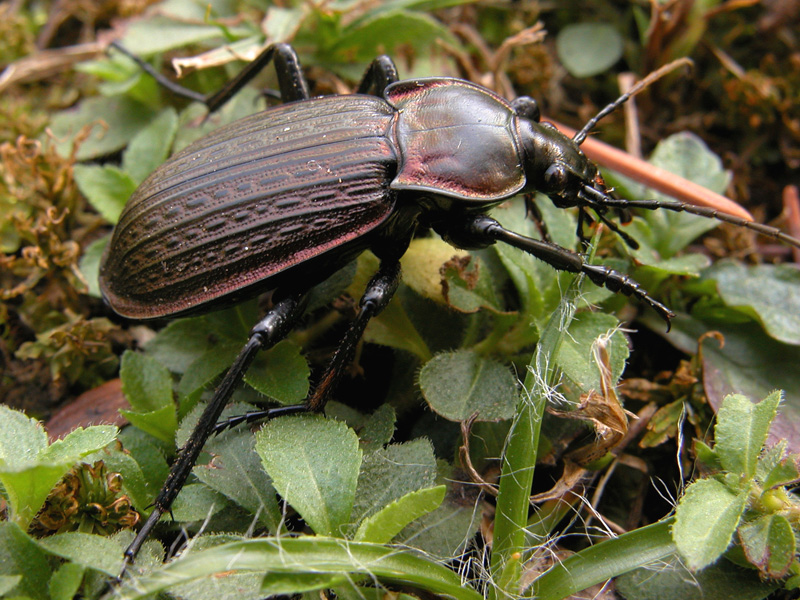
[212,404,309,435]
[579,186,800,251]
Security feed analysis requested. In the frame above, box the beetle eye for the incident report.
[544,164,568,190]
[511,96,540,122]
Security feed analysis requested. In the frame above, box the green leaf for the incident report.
[122,107,180,184]
[352,439,437,526]
[41,425,118,463]
[120,351,175,413]
[119,351,178,444]
[532,519,677,600]
[326,402,396,453]
[120,405,179,447]
[50,96,160,160]
[255,415,361,536]
[113,537,483,600]
[177,342,240,401]
[245,340,310,405]
[73,164,137,224]
[364,297,432,361]
[0,404,49,465]
[117,427,170,493]
[760,453,800,490]
[144,317,219,374]
[170,483,228,522]
[673,478,748,571]
[715,391,782,479]
[0,522,52,600]
[419,350,518,421]
[703,262,800,345]
[37,532,123,576]
[120,16,244,56]
[192,429,281,532]
[333,10,456,63]
[395,492,481,558]
[357,404,397,452]
[634,133,730,259]
[79,235,109,298]
[354,485,446,543]
[739,514,795,578]
[264,6,306,42]
[0,406,117,528]
[616,554,778,600]
[637,251,711,281]
[555,312,628,395]
[556,23,623,77]
[0,575,22,597]
[49,563,85,600]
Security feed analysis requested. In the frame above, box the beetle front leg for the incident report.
[436,214,675,327]
[118,291,307,578]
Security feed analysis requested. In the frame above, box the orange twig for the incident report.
[551,119,754,222]
[783,185,800,263]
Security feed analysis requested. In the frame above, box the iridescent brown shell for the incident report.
[100,95,398,319]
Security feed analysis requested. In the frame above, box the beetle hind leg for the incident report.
[357,55,399,96]
[118,291,307,578]
[109,41,311,114]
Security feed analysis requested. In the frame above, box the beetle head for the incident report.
[518,118,599,209]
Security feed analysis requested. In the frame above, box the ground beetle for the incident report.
[100,42,800,575]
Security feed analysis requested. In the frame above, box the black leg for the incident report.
[213,260,402,433]
[110,41,310,112]
[579,185,800,250]
[435,213,675,327]
[593,209,640,249]
[119,292,306,576]
[306,260,401,412]
[524,194,552,243]
[356,55,399,96]
[576,207,591,249]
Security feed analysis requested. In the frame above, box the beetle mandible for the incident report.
[100,42,800,574]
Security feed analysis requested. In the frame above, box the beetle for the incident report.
[101,42,800,574]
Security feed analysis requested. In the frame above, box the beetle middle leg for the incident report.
[213,260,402,432]
[435,213,675,326]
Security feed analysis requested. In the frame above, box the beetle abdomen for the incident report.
[100,95,398,319]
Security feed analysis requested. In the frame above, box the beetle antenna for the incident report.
[579,185,800,250]
[573,58,693,145]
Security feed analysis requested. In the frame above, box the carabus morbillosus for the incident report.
[99,42,800,574]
